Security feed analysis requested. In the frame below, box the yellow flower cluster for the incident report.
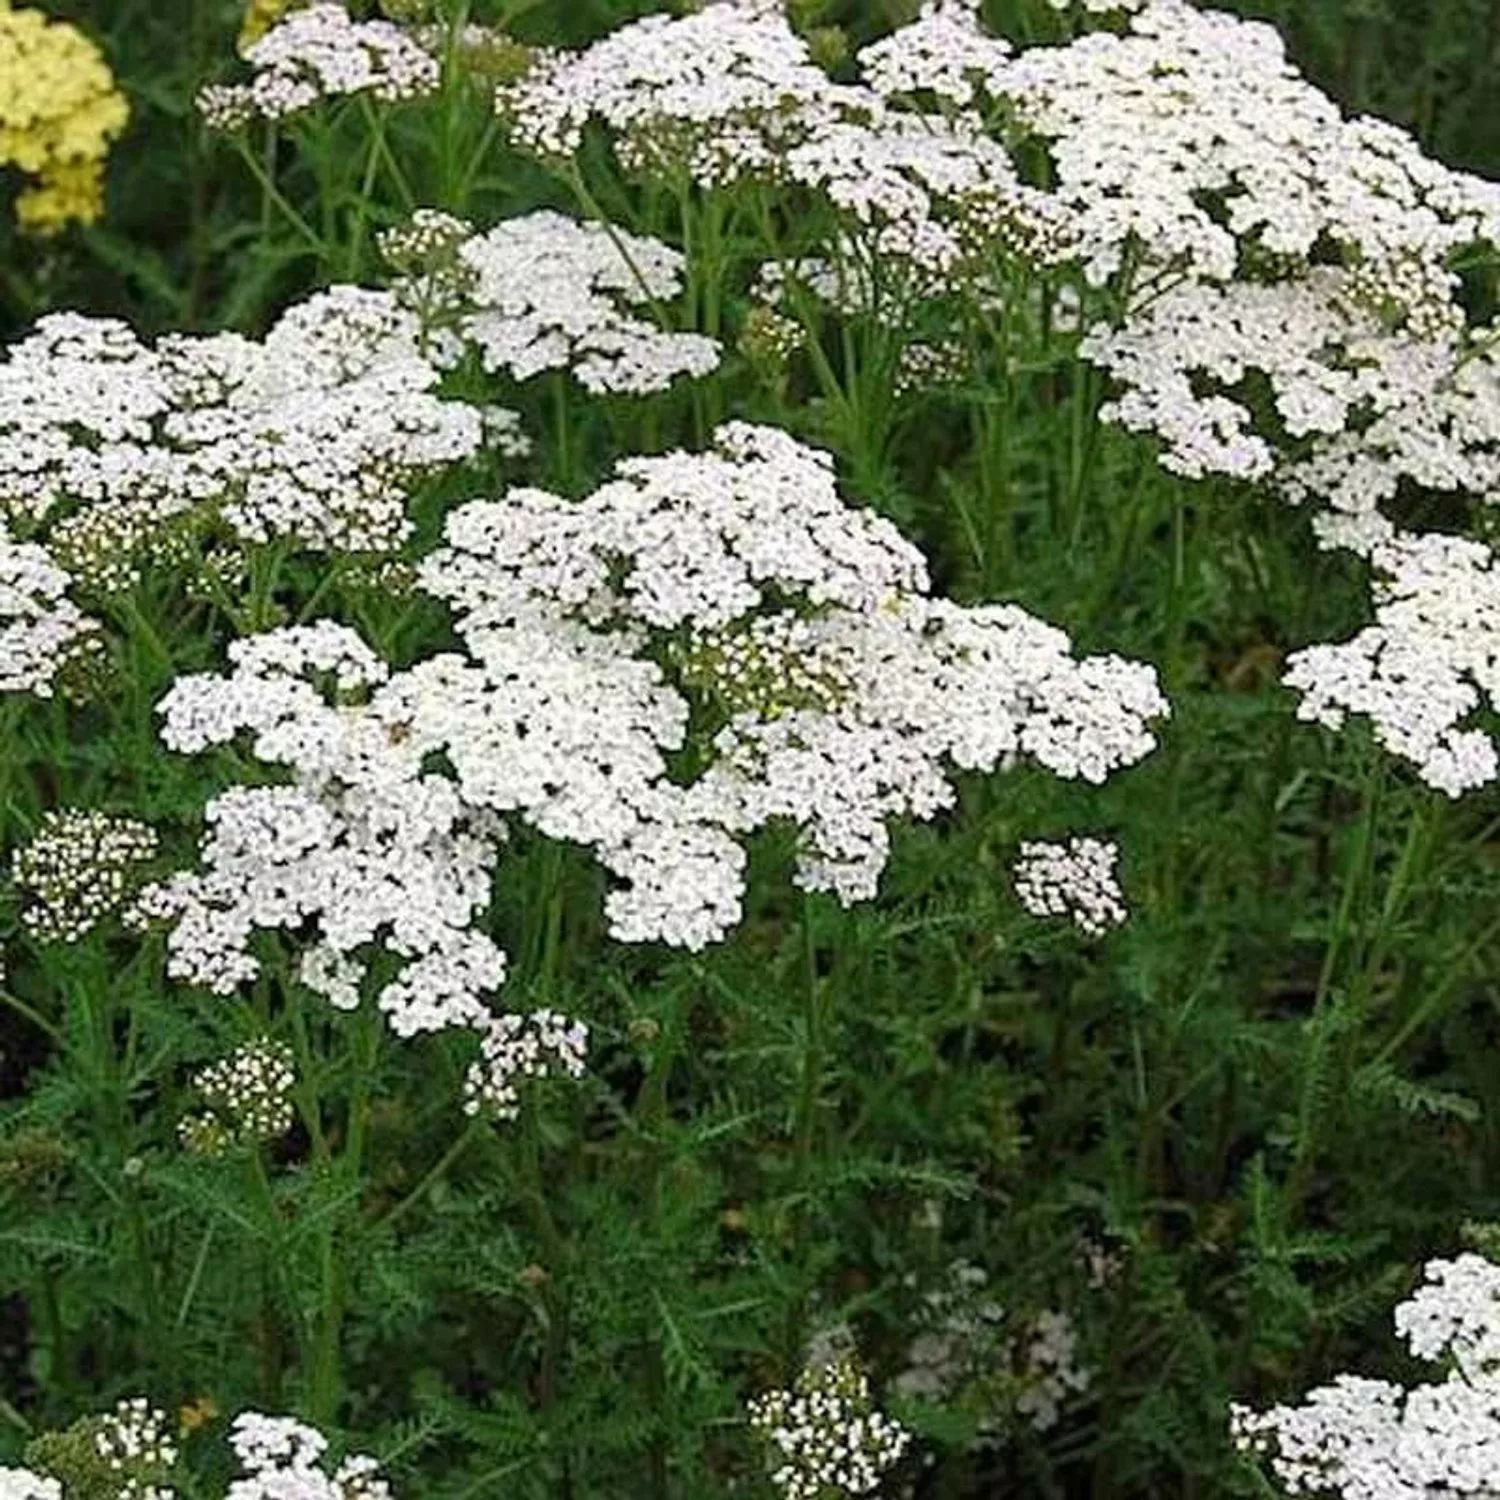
[0,0,128,234]
[238,0,297,52]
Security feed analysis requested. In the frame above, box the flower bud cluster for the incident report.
[198,2,438,128]
[747,1354,911,1499]
[13,810,158,943]
[93,1400,178,1500]
[179,1038,296,1153]
[1231,1253,1500,1499]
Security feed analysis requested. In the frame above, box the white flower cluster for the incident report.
[893,1259,1006,1405]
[1012,836,1128,936]
[13,809,159,943]
[133,623,588,1119]
[494,0,855,183]
[497,2,1069,281]
[0,520,99,694]
[895,0,1500,286]
[1231,1253,1500,1499]
[747,1354,911,1499]
[387,208,721,395]
[132,623,506,1032]
[1283,524,1500,796]
[179,1038,297,1153]
[422,421,1167,942]
[0,1470,59,1500]
[1015,1310,1092,1432]
[462,1008,589,1120]
[226,1412,390,1500]
[93,1398,178,1500]
[0,292,487,589]
[893,1260,1092,1436]
[198,2,438,128]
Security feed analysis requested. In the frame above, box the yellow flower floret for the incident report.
[238,0,298,52]
[0,0,128,234]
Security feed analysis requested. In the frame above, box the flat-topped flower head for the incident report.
[0,289,488,590]
[1232,1252,1500,1499]
[421,422,1166,942]
[1283,525,1500,796]
[139,622,590,1120]
[385,209,720,394]
[1013,836,1128,936]
[0,522,100,694]
[494,0,857,186]
[227,1413,392,1500]
[198,2,438,128]
[747,1353,911,1499]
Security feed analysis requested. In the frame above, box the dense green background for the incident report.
[3,3,1500,1498]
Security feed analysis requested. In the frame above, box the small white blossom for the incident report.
[1013,836,1127,936]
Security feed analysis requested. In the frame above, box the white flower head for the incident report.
[390,209,721,395]
[747,1353,911,1499]
[1283,527,1500,796]
[198,2,438,127]
[1013,836,1127,936]
[1233,1253,1500,1499]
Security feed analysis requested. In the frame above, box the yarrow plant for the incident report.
[1231,1253,1500,1499]
[383,207,722,394]
[420,421,1168,942]
[1283,521,1500,796]
[130,622,590,1119]
[0,0,128,234]
[197,2,439,129]
[0,291,490,591]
